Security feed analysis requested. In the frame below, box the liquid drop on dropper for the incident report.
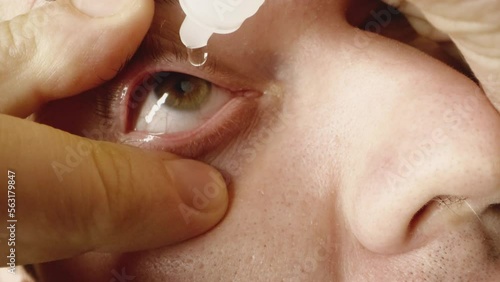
[187,47,208,67]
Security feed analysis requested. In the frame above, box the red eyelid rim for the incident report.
[121,95,258,158]
[124,96,252,145]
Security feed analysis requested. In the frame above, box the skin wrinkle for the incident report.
[31,0,500,280]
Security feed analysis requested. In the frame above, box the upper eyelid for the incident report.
[140,34,260,93]
[144,31,219,75]
[93,16,253,122]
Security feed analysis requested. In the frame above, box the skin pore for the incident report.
[33,0,499,280]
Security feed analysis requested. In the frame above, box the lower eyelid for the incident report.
[120,95,260,158]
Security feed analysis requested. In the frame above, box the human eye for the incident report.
[117,70,260,157]
[130,72,232,134]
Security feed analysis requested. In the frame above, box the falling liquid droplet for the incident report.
[187,47,208,67]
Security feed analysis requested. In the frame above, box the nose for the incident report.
[346,93,500,255]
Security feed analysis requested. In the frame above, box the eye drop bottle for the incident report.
[179,0,266,49]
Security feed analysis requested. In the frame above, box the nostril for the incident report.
[408,196,473,244]
[408,196,500,249]
[483,203,500,221]
[481,204,500,260]
[410,196,467,223]
[488,203,500,212]
[351,173,499,256]
[408,201,429,234]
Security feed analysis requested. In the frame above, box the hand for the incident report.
[386,0,500,111]
[0,0,228,265]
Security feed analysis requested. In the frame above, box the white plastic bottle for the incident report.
[179,0,266,49]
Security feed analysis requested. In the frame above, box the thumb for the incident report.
[0,0,154,117]
[0,114,229,265]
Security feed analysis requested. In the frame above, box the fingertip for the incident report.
[167,159,229,222]
[91,157,230,253]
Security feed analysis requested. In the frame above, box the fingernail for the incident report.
[71,0,127,18]
[168,160,228,213]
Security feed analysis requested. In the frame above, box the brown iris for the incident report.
[154,72,211,111]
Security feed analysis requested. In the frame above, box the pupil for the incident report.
[173,79,194,96]
[180,81,194,93]
[149,72,210,111]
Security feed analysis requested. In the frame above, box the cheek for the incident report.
[36,89,347,281]
[218,100,343,280]
[209,83,342,201]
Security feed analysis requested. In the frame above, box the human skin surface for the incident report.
[32,0,500,281]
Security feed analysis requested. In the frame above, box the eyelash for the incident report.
[95,86,122,121]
